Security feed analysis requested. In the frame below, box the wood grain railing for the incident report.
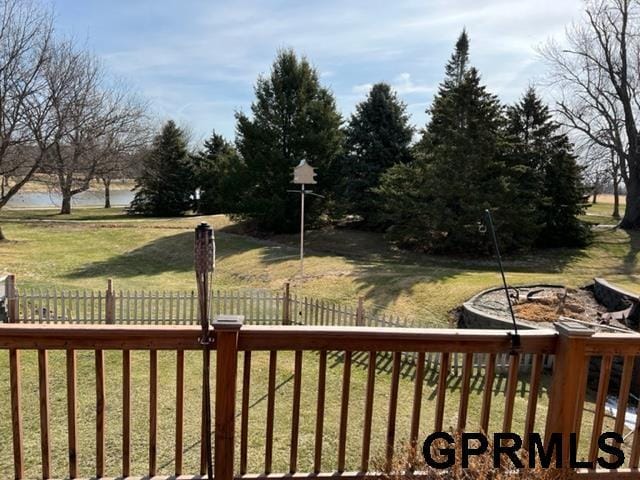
[0,320,639,479]
[566,329,640,478]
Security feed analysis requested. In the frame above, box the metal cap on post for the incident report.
[212,314,244,330]
[554,317,596,338]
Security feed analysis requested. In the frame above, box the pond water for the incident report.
[6,189,135,208]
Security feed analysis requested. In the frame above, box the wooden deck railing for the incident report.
[0,319,639,479]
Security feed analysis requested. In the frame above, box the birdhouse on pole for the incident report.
[293,159,317,185]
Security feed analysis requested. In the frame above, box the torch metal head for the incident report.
[194,222,215,274]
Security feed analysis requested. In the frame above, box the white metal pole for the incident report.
[300,184,305,277]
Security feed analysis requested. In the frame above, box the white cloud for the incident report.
[392,73,433,94]
[62,0,586,139]
[352,73,433,96]
[352,83,373,95]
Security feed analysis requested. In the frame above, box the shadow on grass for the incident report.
[64,220,592,314]
[64,231,196,279]
[326,350,550,399]
[246,225,590,312]
[623,229,640,275]
[63,231,261,280]
[161,372,296,472]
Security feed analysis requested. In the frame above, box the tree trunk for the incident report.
[0,225,5,241]
[103,178,111,209]
[612,177,620,219]
[60,192,72,214]
[620,177,640,229]
[592,191,598,204]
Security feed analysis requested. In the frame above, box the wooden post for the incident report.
[213,314,243,480]
[356,296,365,326]
[6,274,17,322]
[105,279,115,324]
[545,320,594,468]
[283,283,290,325]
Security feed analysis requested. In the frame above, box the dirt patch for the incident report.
[513,303,560,323]
[513,287,602,323]
[466,285,623,329]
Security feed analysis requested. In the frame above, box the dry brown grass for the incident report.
[595,194,625,204]
[375,435,565,480]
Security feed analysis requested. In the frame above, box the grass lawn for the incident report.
[582,196,624,226]
[0,349,622,478]
[0,202,636,476]
[1,202,639,323]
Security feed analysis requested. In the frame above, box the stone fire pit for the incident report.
[460,279,640,396]
[460,279,639,333]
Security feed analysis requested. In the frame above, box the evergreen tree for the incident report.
[378,31,532,253]
[191,131,245,214]
[235,49,343,232]
[445,28,469,88]
[129,121,194,216]
[506,87,590,246]
[423,65,516,252]
[341,83,414,227]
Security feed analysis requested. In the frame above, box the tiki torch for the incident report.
[195,222,215,478]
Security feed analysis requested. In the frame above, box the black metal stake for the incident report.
[484,209,520,353]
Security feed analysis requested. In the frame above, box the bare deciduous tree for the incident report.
[541,0,640,228]
[575,132,626,218]
[0,0,52,239]
[95,118,151,209]
[578,140,614,205]
[39,41,148,214]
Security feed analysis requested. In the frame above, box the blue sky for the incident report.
[53,0,583,144]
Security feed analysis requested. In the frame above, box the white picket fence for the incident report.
[6,283,550,374]
[10,286,412,328]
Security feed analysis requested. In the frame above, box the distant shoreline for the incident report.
[7,177,136,193]
[5,188,136,208]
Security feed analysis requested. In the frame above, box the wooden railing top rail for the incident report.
[0,323,203,349]
[0,323,559,353]
[2,322,637,354]
[583,332,640,355]
[236,326,559,353]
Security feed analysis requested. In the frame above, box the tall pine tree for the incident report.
[506,87,589,246]
[129,121,194,216]
[235,49,343,232]
[379,31,531,253]
[340,83,413,227]
[191,131,245,214]
[445,28,469,87]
